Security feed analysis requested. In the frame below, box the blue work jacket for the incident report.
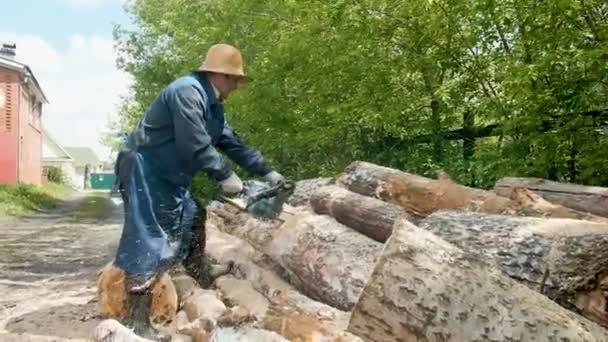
[112,72,272,283]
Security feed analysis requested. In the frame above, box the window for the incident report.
[1,79,12,132]
[0,84,5,111]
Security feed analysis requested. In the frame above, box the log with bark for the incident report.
[309,184,410,241]
[418,211,608,328]
[347,218,608,342]
[494,176,608,218]
[305,183,608,327]
[337,160,608,223]
[203,216,363,341]
[287,177,333,207]
[208,204,383,311]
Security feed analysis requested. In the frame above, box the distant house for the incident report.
[0,43,48,185]
[63,146,102,188]
[42,128,79,188]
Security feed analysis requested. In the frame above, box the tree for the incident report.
[107,0,608,193]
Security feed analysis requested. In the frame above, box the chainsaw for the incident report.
[217,179,296,220]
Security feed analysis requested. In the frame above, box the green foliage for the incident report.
[0,182,73,217]
[59,192,109,224]
[45,166,66,185]
[109,0,608,194]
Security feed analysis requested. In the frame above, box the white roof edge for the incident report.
[0,56,49,104]
[42,127,75,161]
[0,57,24,71]
[43,157,74,162]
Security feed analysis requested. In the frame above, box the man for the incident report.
[83,164,90,189]
[111,43,284,338]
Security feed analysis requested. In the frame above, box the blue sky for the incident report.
[1,0,134,161]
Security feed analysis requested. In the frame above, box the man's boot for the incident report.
[124,279,171,341]
[127,291,156,337]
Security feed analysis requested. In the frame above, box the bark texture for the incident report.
[310,185,409,241]
[204,215,359,340]
[337,161,608,223]
[261,292,363,342]
[494,176,608,217]
[337,161,511,219]
[302,188,608,328]
[209,205,383,311]
[287,177,333,207]
[418,211,608,328]
[347,218,608,342]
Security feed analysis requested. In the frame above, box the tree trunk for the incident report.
[347,218,608,342]
[287,177,333,207]
[494,176,608,218]
[462,109,476,186]
[337,161,608,223]
[205,209,364,341]
[208,205,383,311]
[418,210,608,328]
[305,185,608,327]
[309,185,410,241]
[261,292,363,342]
[337,161,511,220]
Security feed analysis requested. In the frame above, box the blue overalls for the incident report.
[112,72,273,288]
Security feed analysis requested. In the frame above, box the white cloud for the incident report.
[0,32,132,162]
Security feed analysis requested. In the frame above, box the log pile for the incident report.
[94,160,608,341]
[494,176,608,217]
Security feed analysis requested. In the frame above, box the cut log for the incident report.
[337,160,608,223]
[204,216,306,298]
[209,205,383,311]
[215,275,269,320]
[311,182,608,327]
[306,185,608,327]
[203,216,362,340]
[418,211,608,328]
[310,184,410,241]
[494,176,608,217]
[347,218,608,342]
[262,291,364,342]
[209,327,289,341]
[93,319,153,342]
[419,212,608,327]
[287,177,333,207]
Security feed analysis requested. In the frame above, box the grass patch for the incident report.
[59,191,109,224]
[0,182,73,217]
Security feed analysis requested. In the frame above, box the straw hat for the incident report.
[198,43,248,79]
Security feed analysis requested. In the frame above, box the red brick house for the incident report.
[0,44,48,185]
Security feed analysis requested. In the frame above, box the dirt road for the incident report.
[0,192,123,341]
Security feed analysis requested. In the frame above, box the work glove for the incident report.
[220,172,243,194]
[264,171,285,185]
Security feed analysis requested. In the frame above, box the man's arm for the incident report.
[216,122,273,176]
[168,86,233,181]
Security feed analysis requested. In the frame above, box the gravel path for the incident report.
[0,191,123,341]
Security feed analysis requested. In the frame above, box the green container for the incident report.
[90,173,116,190]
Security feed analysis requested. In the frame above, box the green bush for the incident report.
[46,166,66,184]
[0,182,72,217]
[111,0,608,188]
